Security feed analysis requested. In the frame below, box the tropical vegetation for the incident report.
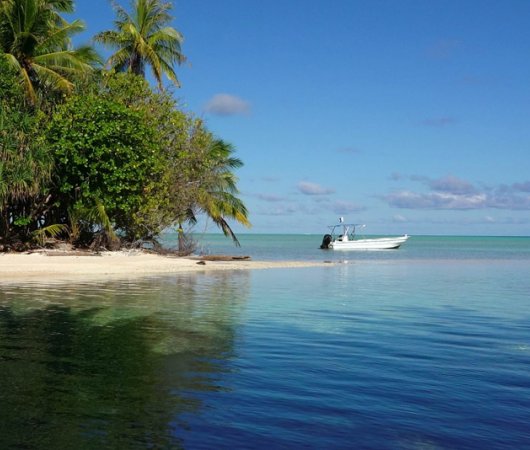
[0,0,249,253]
[0,0,99,104]
[94,0,186,89]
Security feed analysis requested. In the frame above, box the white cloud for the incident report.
[256,205,298,216]
[297,181,335,196]
[393,214,408,223]
[257,193,286,202]
[382,175,530,210]
[204,93,250,116]
[513,181,530,192]
[328,200,365,214]
[428,175,476,195]
[384,191,488,209]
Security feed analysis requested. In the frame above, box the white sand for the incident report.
[0,251,331,284]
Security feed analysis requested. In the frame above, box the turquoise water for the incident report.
[1,236,530,449]
[178,233,530,262]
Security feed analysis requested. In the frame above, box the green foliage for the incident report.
[185,138,251,246]
[94,0,186,89]
[32,223,69,246]
[95,73,251,244]
[0,52,24,104]
[13,217,31,226]
[0,56,53,243]
[67,201,120,249]
[46,91,163,241]
[0,0,100,104]
[96,72,210,231]
[1,11,249,251]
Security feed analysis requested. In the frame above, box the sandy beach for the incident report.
[0,251,329,284]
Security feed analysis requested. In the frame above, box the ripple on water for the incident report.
[1,257,530,449]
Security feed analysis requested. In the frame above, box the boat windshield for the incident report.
[329,223,364,240]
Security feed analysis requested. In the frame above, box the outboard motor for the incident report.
[320,234,332,249]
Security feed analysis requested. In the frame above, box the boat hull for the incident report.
[329,235,409,250]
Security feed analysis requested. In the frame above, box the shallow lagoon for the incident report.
[1,236,530,449]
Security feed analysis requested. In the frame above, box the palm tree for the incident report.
[185,139,251,247]
[94,0,186,89]
[0,60,53,241]
[0,0,99,104]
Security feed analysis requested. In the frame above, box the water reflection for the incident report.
[0,272,250,449]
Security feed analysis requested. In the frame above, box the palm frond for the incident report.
[111,0,131,24]
[97,0,185,88]
[156,55,179,87]
[30,62,73,92]
[0,0,96,102]
[212,216,241,247]
[188,138,251,244]
[48,0,75,14]
[93,29,122,47]
[20,65,38,104]
[37,18,86,51]
[32,224,69,246]
[2,52,21,71]
[106,47,133,71]
[68,201,119,246]
[35,47,99,72]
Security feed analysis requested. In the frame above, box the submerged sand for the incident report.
[0,250,330,284]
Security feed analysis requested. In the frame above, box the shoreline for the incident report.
[0,250,331,284]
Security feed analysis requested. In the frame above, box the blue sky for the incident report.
[72,0,530,236]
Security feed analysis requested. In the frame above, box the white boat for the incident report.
[320,220,408,250]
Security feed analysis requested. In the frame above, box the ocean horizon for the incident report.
[1,235,530,448]
[176,232,530,263]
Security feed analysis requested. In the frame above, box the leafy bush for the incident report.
[47,93,164,241]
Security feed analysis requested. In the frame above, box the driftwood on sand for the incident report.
[191,255,251,261]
